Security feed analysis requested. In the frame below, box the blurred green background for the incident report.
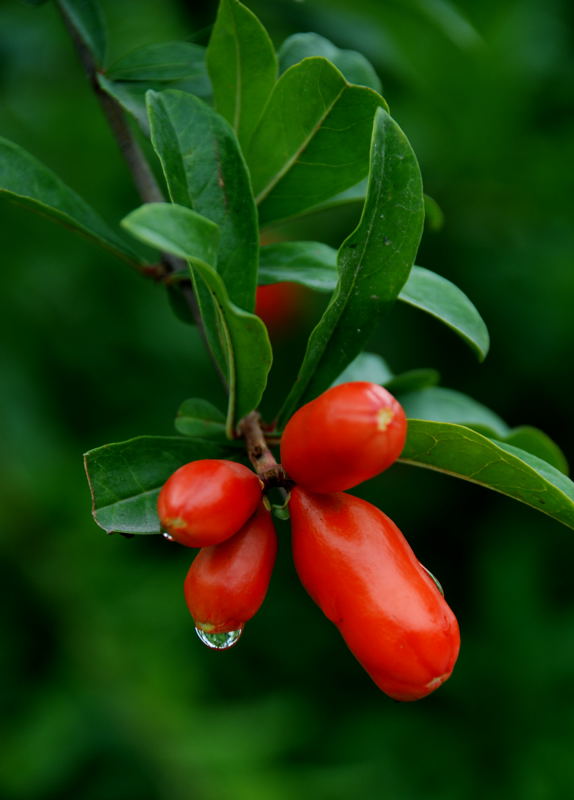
[1,1,574,798]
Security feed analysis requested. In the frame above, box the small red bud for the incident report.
[281,381,407,493]
[184,503,277,634]
[158,459,262,547]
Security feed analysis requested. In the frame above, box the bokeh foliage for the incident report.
[1,1,574,798]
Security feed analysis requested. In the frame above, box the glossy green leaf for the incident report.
[424,194,444,231]
[277,108,424,425]
[258,242,338,292]
[503,427,569,475]
[206,0,277,150]
[246,57,388,225]
[147,89,258,313]
[331,352,393,387]
[97,74,211,136]
[398,387,509,437]
[384,369,440,395]
[399,420,574,530]
[58,0,106,66]
[122,202,219,262]
[278,32,381,92]
[400,266,489,361]
[258,243,486,361]
[175,398,227,439]
[106,41,207,81]
[84,436,240,534]
[0,137,144,264]
[397,386,568,474]
[122,203,272,433]
[301,178,368,217]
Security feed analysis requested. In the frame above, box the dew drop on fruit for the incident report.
[195,627,244,650]
[162,531,175,541]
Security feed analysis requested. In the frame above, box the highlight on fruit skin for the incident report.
[281,381,407,493]
[157,459,262,548]
[289,487,460,701]
[184,503,277,634]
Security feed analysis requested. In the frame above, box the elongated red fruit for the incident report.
[290,487,460,701]
[158,459,262,547]
[184,503,277,633]
[281,381,407,493]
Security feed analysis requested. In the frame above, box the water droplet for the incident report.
[162,531,175,541]
[195,627,243,650]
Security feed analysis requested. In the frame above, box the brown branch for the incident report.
[237,412,292,490]
[56,1,226,386]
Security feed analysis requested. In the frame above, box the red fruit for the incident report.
[290,487,460,701]
[255,283,305,337]
[281,381,407,493]
[158,459,262,547]
[184,503,277,634]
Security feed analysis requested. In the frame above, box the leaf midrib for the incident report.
[254,80,346,205]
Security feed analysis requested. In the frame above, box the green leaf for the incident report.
[206,0,277,150]
[278,32,382,92]
[258,242,338,292]
[424,194,444,231]
[397,386,568,474]
[503,427,569,475]
[147,89,258,313]
[400,420,574,530]
[277,107,424,426]
[106,41,207,81]
[246,57,388,225]
[84,436,240,534]
[122,202,220,263]
[331,352,393,387]
[58,0,106,66]
[122,203,272,434]
[175,398,227,439]
[0,137,144,265]
[97,73,211,136]
[400,266,489,361]
[258,243,486,361]
[398,387,509,437]
[384,369,440,395]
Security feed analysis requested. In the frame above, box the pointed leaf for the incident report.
[400,266,489,361]
[206,0,277,150]
[400,420,574,530]
[106,41,207,81]
[59,0,106,66]
[175,398,227,439]
[278,32,381,92]
[246,57,388,225]
[122,203,272,433]
[277,107,424,426]
[147,89,258,313]
[258,241,338,291]
[0,137,144,264]
[84,436,241,534]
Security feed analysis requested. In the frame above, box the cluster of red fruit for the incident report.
[158,382,460,701]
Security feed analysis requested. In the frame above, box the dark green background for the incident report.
[1,1,574,797]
